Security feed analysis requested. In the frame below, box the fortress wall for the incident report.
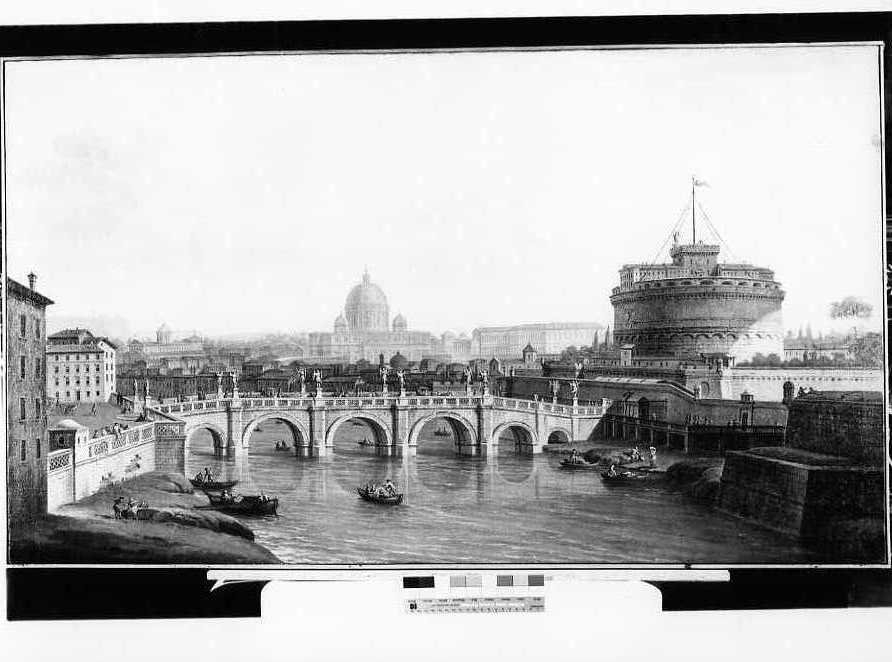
[729,369,884,401]
[612,286,784,362]
[506,376,785,427]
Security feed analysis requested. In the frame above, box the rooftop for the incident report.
[6,277,54,307]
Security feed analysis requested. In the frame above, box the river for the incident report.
[186,419,826,564]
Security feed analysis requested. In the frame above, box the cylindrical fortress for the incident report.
[609,243,785,362]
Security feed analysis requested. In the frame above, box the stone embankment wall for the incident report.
[47,422,156,511]
[719,449,884,542]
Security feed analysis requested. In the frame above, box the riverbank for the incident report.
[10,471,281,564]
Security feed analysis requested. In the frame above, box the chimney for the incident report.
[27,272,36,290]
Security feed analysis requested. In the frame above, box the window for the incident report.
[36,438,41,458]
[20,315,26,337]
[20,356,26,378]
[66,355,70,361]
[19,398,26,420]
[35,319,40,339]
[76,354,80,361]
[55,391,60,401]
[65,366,69,373]
[96,391,100,397]
[55,379,59,386]
[65,391,70,398]
[35,357,41,377]
[21,440,26,461]
[65,378,70,386]
[35,398,41,419]
[54,366,59,374]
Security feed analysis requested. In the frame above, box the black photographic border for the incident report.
[3,12,891,619]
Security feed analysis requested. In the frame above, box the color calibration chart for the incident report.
[403,574,547,614]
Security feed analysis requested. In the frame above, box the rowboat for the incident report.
[206,493,279,515]
[600,470,649,484]
[190,478,239,491]
[357,438,375,447]
[560,458,598,470]
[356,486,403,505]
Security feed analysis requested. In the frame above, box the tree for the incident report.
[849,332,883,367]
[830,297,873,320]
[560,346,580,362]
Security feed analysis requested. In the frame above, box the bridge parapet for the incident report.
[154,394,606,418]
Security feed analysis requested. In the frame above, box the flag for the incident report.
[693,178,709,187]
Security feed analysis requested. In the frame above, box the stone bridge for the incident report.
[149,393,606,458]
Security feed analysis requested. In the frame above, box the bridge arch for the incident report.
[492,420,538,450]
[326,412,393,447]
[241,411,309,449]
[546,428,571,445]
[407,411,478,447]
[185,421,227,450]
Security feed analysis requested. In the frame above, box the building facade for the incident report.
[609,242,785,362]
[120,324,206,372]
[306,270,445,363]
[7,275,53,524]
[471,322,602,360]
[46,328,117,404]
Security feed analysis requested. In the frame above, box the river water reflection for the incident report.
[186,420,826,564]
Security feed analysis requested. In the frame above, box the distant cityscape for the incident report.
[7,218,886,565]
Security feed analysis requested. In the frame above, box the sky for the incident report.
[4,45,885,339]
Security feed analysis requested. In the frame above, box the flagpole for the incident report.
[691,175,696,244]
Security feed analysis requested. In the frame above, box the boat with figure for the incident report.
[357,437,375,447]
[356,485,403,505]
[433,426,450,437]
[600,470,647,484]
[190,478,239,491]
[274,441,291,451]
[206,493,279,515]
[560,457,598,470]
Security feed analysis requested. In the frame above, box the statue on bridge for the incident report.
[216,372,224,398]
[464,366,473,395]
[550,380,560,400]
[297,367,307,395]
[313,369,323,396]
[479,369,489,386]
[231,371,239,398]
[574,361,583,379]
[396,369,406,395]
[569,379,579,403]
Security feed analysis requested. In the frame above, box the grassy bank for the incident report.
[10,471,281,564]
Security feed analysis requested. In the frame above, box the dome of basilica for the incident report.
[344,269,390,332]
